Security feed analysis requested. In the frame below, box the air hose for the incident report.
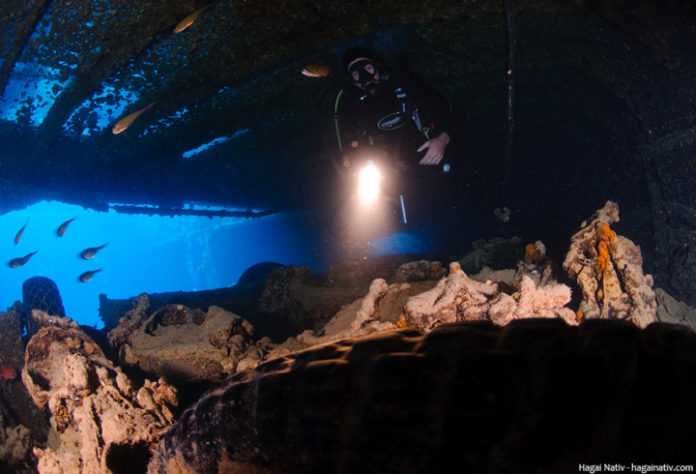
[333,88,345,152]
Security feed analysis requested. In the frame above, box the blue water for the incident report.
[0,201,322,328]
[370,232,435,256]
[1,200,435,329]
[0,57,438,330]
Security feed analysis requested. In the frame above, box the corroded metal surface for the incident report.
[149,319,696,473]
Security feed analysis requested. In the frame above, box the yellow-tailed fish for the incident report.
[80,243,108,260]
[14,219,28,245]
[57,217,76,237]
[173,4,213,34]
[8,251,38,268]
[78,269,101,283]
[301,64,331,78]
[112,102,155,135]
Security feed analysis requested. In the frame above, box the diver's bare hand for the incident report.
[417,132,450,165]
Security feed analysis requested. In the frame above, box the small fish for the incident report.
[112,102,155,135]
[57,217,76,237]
[80,244,107,260]
[8,251,38,268]
[301,64,331,78]
[14,219,28,244]
[78,269,101,283]
[0,367,17,381]
[173,4,213,34]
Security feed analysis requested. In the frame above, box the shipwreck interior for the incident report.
[1,0,696,304]
[1,0,696,472]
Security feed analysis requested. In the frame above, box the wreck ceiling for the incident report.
[0,0,695,217]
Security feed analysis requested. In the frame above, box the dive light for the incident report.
[357,160,382,206]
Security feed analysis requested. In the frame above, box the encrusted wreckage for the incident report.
[268,255,576,355]
[108,294,266,384]
[0,411,31,469]
[267,201,685,355]
[21,310,177,474]
[2,201,694,473]
[402,261,577,329]
[563,200,658,327]
[144,202,695,472]
[0,306,46,474]
[147,319,696,474]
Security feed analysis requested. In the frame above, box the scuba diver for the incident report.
[333,46,452,169]
[328,46,454,228]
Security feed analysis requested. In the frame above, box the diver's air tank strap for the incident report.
[334,89,345,152]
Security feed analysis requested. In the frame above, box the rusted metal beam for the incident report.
[38,44,157,142]
[108,203,274,219]
[36,0,185,142]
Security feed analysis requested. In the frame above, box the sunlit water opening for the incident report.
[1,199,436,329]
[0,201,323,328]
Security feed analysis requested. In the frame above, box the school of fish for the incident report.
[7,217,104,283]
[8,3,333,291]
[13,6,220,275]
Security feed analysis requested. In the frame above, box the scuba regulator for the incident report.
[394,87,430,140]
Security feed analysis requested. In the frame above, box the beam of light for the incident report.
[357,160,382,206]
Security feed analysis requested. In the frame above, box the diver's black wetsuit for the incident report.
[335,68,452,169]
[318,63,460,257]
[332,67,454,235]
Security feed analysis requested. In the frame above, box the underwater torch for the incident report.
[357,160,382,206]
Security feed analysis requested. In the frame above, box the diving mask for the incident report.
[348,58,379,94]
